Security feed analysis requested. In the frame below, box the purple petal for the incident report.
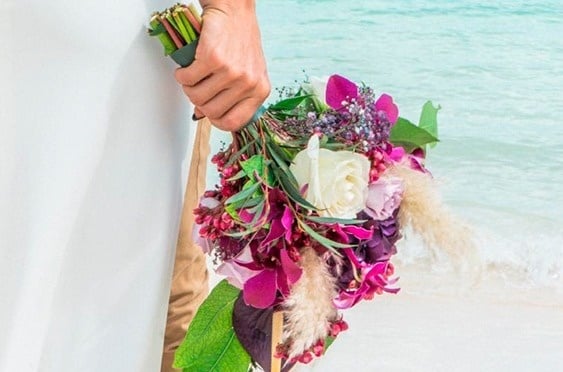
[233,296,296,372]
[325,74,359,109]
[343,248,362,268]
[375,94,399,124]
[243,269,278,309]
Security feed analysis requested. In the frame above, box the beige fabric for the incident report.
[161,119,212,372]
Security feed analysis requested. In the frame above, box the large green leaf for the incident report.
[389,117,439,153]
[173,280,250,371]
[418,101,440,149]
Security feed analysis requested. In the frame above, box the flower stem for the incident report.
[159,15,184,49]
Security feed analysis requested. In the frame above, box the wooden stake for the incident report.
[270,311,284,372]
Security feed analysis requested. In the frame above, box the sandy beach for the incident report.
[293,268,563,372]
[210,263,563,372]
[303,288,563,371]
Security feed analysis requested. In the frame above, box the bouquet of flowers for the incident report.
[150,4,465,371]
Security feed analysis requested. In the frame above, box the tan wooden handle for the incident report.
[271,311,284,372]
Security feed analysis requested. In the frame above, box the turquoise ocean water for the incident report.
[257,1,563,294]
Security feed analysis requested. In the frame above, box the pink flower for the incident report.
[333,248,399,309]
[243,248,302,309]
[375,93,399,124]
[365,177,404,221]
[325,74,359,110]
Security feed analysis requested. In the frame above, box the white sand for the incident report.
[298,266,563,372]
[302,292,563,371]
[210,264,563,372]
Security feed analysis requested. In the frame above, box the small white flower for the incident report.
[290,136,370,219]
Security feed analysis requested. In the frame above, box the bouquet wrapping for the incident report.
[150,4,471,371]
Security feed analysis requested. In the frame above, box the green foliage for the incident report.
[418,101,440,149]
[268,95,312,112]
[305,216,366,225]
[389,117,439,153]
[298,221,350,254]
[173,280,250,372]
[225,182,262,206]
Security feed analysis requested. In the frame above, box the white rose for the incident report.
[290,135,370,219]
[301,76,329,105]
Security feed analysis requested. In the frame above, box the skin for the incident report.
[175,0,271,131]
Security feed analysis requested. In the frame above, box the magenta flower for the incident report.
[333,248,399,309]
[243,248,302,309]
[325,74,359,110]
[375,94,399,124]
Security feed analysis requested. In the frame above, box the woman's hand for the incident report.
[175,0,270,131]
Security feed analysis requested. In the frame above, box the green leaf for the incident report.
[225,182,262,206]
[226,169,247,182]
[268,95,312,111]
[278,172,317,210]
[240,155,265,180]
[389,117,439,153]
[225,140,257,168]
[267,140,294,164]
[224,203,239,220]
[305,216,367,225]
[418,101,440,149]
[324,336,336,354]
[298,221,350,254]
[173,280,250,371]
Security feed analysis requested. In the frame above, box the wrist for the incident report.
[199,0,255,13]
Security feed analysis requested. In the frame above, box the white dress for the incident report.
[0,1,198,371]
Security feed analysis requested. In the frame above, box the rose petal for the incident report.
[326,74,359,110]
[243,269,278,309]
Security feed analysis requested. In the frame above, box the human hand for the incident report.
[175,0,270,131]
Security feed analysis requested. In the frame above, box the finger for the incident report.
[175,58,217,87]
[194,107,205,120]
[198,87,249,120]
[181,72,232,107]
[212,97,264,132]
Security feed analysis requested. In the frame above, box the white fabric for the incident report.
[0,1,198,371]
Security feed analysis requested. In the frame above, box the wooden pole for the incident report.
[270,311,284,372]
